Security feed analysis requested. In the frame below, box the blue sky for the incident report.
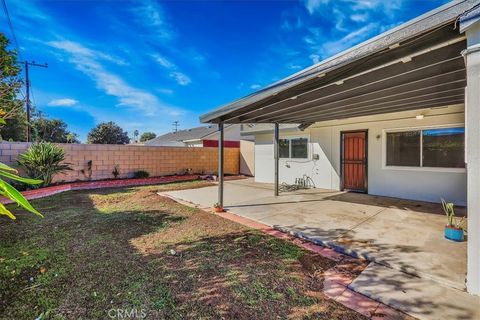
[2,0,449,142]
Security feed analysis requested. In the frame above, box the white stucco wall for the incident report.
[254,104,467,205]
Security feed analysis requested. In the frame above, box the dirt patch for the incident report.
[299,253,337,274]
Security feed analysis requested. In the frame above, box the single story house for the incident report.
[143,124,241,148]
[200,0,480,295]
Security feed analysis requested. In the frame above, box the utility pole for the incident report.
[24,60,48,142]
[172,120,179,132]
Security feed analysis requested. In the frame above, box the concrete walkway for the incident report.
[163,179,479,320]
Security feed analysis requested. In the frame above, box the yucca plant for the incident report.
[17,142,72,187]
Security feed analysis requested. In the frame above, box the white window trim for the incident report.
[382,123,466,173]
[279,135,310,160]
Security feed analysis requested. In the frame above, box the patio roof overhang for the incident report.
[200,1,479,125]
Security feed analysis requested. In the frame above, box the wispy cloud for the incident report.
[46,40,127,66]
[303,0,330,15]
[131,0,175,40]
[250,84,262,90]
[297,0,408,63]
[150,53,192,86]
[320,22,378,57]
[151,53,175,69]
[350,13,369,22]
[286,63,302,70]
[304,0,403,17]
[49,40,183,116]
[309,54,321,64]
[170,72,191,86]
[48,98,78,107]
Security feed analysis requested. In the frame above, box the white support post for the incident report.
[218,122,224,208]
[464,22,480,296]
[274,123,279,196]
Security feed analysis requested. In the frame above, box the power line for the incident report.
[1,0,22,61]
[30,80,37,108]
[1,0,25,104]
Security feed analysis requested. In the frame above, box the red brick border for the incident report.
[0,175,201,204]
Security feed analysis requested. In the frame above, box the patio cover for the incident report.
[200,1,480,125]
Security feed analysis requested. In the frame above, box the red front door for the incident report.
[341,131,367,193]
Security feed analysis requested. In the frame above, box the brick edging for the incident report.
[1,175,201,204]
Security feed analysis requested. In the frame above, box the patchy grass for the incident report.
[0,180,367,319]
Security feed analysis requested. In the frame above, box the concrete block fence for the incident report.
[0,142,239,183]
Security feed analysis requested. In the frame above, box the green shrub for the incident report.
[17,142,72,187]
[133,170,149,179]
[112,165,120,179]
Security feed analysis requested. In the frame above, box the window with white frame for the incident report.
[386,127,465,168]
[279,137,308,159]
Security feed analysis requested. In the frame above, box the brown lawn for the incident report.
[0,180,367,319]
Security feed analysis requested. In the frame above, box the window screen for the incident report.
[386,131,421,166]
[422,128,465,168]
[279,139,290,158]
[291,138,308,158]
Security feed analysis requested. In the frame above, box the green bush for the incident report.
[133,170,149,179]
[17,142,72,187]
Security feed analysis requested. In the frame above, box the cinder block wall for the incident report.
[0,142,239,183]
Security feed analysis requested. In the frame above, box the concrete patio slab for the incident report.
[349,263,480,320]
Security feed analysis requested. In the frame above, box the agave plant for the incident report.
[0,161,43,219]
[17,142,72,187]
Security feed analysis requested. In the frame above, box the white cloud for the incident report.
[48,40,127,65]
[286,63,302,70]
[309,54,321,64]
[281,16,303,31]
[150,53,175,69]
[304,0,403,16]
[304,0,331,15]
[132,0,175,40]
[321,22,379,57]
[150,53,192,86]
[170,72,191,86]
[332,8,348,32]
[49,40,183,116]
[48,98,78,107]
[352,0,403,12]
[301,0,392,62]
[350,13,369,22]
[250,84,262,90]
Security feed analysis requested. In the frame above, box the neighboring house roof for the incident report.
[200,0,478,124]
[144,124,236,145]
